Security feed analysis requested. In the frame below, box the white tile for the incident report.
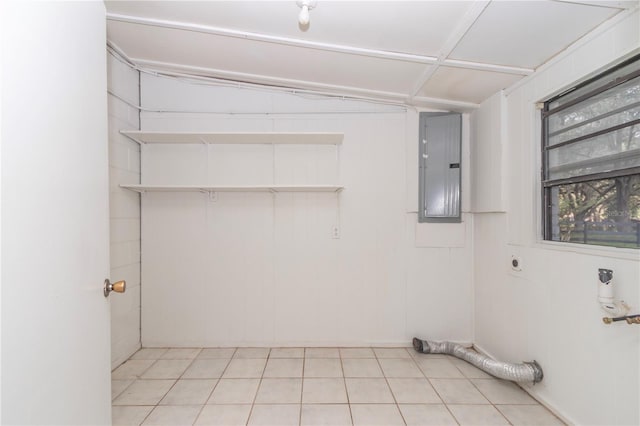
[255,378,303,403]
[113,380,134,400]
[399,404,457,426]
[161,348,202,359]
[373,348,411,359]
[183,359,230,379]
[208,379,260,404]
[415,358,465,378]
[130,348,168,360]
[110,140,130,170]
[472,379,538,404]
[141,360,192,379]
[342,359,383,378]
[113,380,176,406]
[378,358,424,378]
[112,360,155,380]
[142,405,202,425]
[301,404,352,426]
[111,218,140,244]
[234,348,270,358]
[160,379,217,405]
[304,358,343,377]
[195,404,252,426]
[387,378,442,404]
[450,358,492,379]
[198,348,237,359]
[129,146,141,173]
[496,404,565,425]
[306,348,340,358]
[263,358,304,378]
[271,348,305,358]
[340,348,375,358]
[112,405,154,426]
[223,358,267,378]
[345,378,394,403]
[350,404,404,426]
[448,404,510,425]
[248,404,300,426]
[302,378,348,404]
[430,379,490,404]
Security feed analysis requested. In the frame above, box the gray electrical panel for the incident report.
[418,112,461,223]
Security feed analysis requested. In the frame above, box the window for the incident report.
[542,55,640,248]
[419,112,462,223]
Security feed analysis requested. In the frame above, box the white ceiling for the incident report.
[105,1,636,109]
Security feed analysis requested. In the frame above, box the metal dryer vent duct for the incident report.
[413,338,543,383]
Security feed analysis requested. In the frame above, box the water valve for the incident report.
[598,268,629,317]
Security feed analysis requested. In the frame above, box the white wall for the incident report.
[135,75,474,347]
[107,53,142,368]
[470,90,506,213]
[472,9,640,426]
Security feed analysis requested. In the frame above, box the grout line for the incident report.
[338,349,354,426]
[465,376,514,425]
[244,349,270,424]
[185,347,236,425]
[299,354,306,425]
[373,350,408,425]
[420,359,460,425]
[110,379,135,402]
[112,347,560,425]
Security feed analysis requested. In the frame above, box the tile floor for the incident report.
[112,347,564,426]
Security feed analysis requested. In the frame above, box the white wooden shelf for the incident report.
[121,184,344,193]
[121,130,343,145]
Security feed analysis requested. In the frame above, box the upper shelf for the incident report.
[121,131,344,145]
[121,184,344,193]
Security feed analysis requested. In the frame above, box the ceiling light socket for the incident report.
[297,0,317,26]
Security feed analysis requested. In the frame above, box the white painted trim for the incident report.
[442,59,534,76]
[473,343,573,426]
[106,40,134,67]
[111,342,141,371]
[120,130,344,145]
[106,13,439,65]
[132,57,411,101]
[136,341,475,349]
[551,0,635,9]
[411,96,480,111]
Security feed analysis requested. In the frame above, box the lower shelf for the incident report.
[120,184,344,193]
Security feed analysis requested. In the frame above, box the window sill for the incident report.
[533,240,640,261]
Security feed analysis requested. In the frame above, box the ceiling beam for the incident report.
[412,96,481,111]
[131,57,409,100]
[443,59,533,76]
[409,1,491,99]
[106,13,438,65]
[124,57,480,111]
[107,11,533,78]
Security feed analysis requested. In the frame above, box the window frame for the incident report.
[541,54,640,248]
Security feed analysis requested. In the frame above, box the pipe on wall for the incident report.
[413,338,543,383]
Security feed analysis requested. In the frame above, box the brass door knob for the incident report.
[104,279,126,297]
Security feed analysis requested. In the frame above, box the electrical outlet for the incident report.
[332,226,340,239]
[510,255,522,272]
